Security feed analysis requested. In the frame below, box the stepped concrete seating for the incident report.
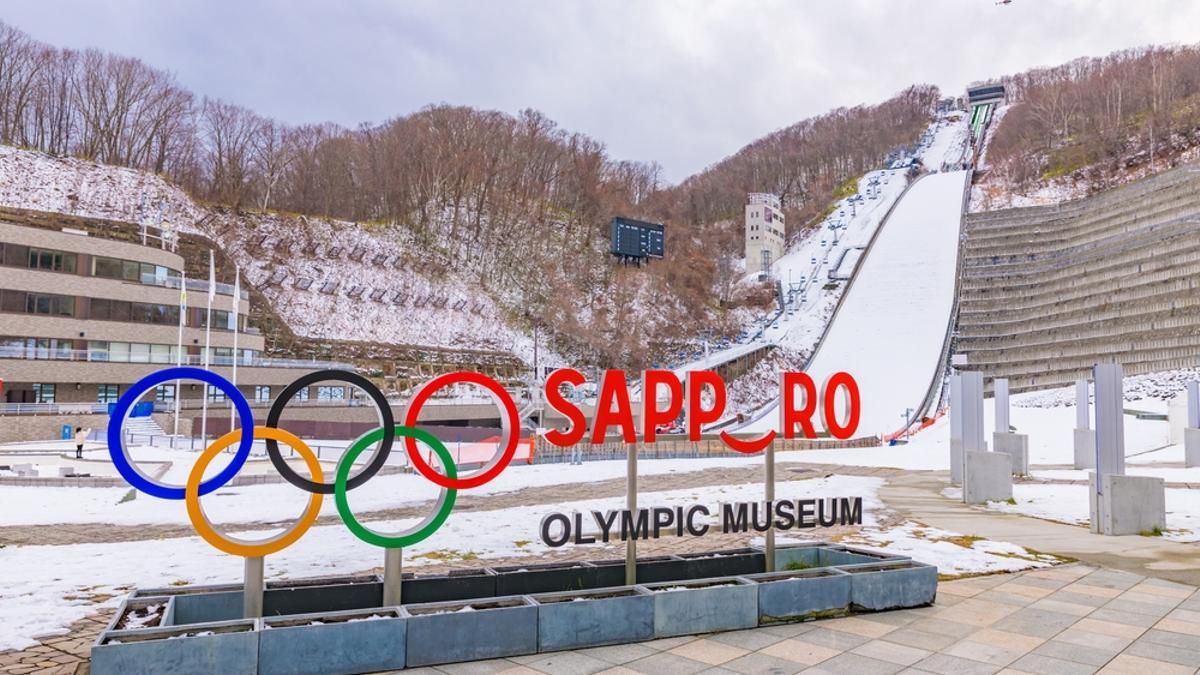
[955,163,1200,392]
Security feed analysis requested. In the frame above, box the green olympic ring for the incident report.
[335,425,458,548]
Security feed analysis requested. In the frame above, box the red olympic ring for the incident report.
[404,371,521,489]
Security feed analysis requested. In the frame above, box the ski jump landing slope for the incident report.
[742,170,970,438]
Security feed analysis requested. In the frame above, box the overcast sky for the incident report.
[4,1,1200,182]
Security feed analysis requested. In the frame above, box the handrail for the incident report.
[0,347,353,370]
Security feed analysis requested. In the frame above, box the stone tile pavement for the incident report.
[381,564,1200,675]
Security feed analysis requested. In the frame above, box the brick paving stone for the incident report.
[721,651,805,675]
[706,628,787,652]
[851,639,932,666]
[624,651,710,675]
[1053,627,1135,652]
[942,639,1026,667]
[881,627,962,652]
[1031,639,1117,667]
[520,651,611,674]
[809,651,905,675]
[1097,653,1195,674]
[992,607,1084,637]
[1008,653,1098,675]
[1070,617,1147,640]
[1123,638,1200,668]
[789,627,870,651]
[912,652,1004,675]
[577,643,660,665]
[759,638,841,666]
[961,628,1044,654]
[669,639,749,666]
[822,616,896,639]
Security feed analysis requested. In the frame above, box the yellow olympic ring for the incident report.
[186,426,324,558]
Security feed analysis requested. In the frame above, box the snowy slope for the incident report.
[0,145,551,363]
[743,170,969,437]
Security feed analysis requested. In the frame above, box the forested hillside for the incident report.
[0,21,935,369]
[978,44,1200,207]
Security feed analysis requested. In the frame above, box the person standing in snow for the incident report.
[74,426,90,459]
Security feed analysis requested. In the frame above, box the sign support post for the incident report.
[765,438,776,572]
[244,555,264,618]
[383,548,403,606]
[625,437,637,585]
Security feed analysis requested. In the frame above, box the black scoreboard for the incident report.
[610,217,665,260]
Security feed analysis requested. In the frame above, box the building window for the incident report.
[28,248,77,273]
[293,387,310,402]
[97,384,120,404]
[24,292,74,317]
[254,386,271,403]
[207,385,227,403]
[155,384,176,402]
[32,383,55,404]
[317,386,345,401]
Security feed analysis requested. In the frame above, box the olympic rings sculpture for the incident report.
[106,366,520,558]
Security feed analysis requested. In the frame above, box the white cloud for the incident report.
[4,0,1200,182]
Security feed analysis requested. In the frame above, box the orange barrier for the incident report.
[883,406,946,444]
[427,436,537,468]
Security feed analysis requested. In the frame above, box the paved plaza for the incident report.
[388,564,1200,675]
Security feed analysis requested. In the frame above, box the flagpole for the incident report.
[229,267,240,434]
[173,270,187,441]
[200,250,215,448]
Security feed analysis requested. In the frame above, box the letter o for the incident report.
[823,372,861,439]
[540,512,572,547]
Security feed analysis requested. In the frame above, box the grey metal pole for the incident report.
[383,548,403,606]
[626,438,637,585]
[765,438,776,572]
[243,556,264,618]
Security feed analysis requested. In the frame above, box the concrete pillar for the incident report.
[1073,379,1094,469]
[1093,363,1125,478]
[949,374,963,484]
[963,451,1012,504]
[1089,363,1164,535]
[994,378,1010,434]
[962,371,985,453]
[1187,382,1200,468]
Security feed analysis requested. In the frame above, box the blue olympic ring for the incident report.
[107,367,254,500]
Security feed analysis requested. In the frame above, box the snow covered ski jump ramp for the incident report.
[740,170,970,439]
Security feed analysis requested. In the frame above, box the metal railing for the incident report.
[0,347,352,371]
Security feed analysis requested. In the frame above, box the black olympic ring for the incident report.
[265,369,396,494]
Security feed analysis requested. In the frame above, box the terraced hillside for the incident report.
[956,163,1200,392]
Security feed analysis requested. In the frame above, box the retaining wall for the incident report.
[956,163,1200,392]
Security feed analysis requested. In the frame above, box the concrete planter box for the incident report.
[405,595,537,667]
[107,595,176,633]
[532,586,653,651]
[263,576,383,618]
[91,619,258,675]
[644,576,758,637]
[141,575,385,626]
[492,561,597,595]
[842,561,937,611]
[132,582,243,626]
[746,567,851,623]
[676,547,765,579]
[401,567,497,604]
[590,555,690,586]
[259,607,407,675]
[772,542,905,571]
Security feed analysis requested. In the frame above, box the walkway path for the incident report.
[882,471,1200,586]
[378,564,1200,674]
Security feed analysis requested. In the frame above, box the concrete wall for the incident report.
[0,413,108,443]
[955,163,1200,392]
